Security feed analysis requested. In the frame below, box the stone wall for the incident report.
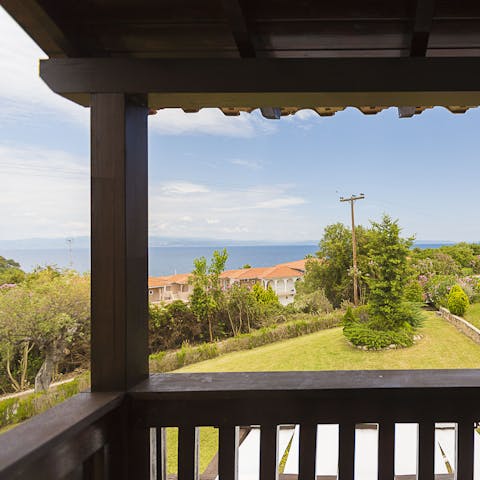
[438,307,480,345]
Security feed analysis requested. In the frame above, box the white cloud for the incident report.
[160,182,210,195]
[0,144,89,239]
[0,7,89,126]
[149,182,311,241]
[0,8,278,137]
[149,108,277,137]
[256,197,307,209]
[292,109,319,121]
[230,158,263,170]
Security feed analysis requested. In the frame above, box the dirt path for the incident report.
[0,376,77,401]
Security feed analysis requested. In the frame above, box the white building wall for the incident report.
[266,277,299,305]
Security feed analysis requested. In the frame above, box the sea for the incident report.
[1,242,451,276]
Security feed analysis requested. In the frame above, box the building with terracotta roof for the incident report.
[149,259,311,306]
[148,273,192,303]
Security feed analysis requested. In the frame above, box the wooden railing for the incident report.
[1,370,480,480]
[129,370,480,480]
[0,392,124,480]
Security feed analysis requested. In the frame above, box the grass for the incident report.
[464,302,480,329]
[150,312,343,373]
[177,311,480,372]
[166,427,218,475]
[170,311,480,473]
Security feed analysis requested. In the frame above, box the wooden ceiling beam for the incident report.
[410,0,436,57]
[40,57,480,108]
[1,0,82,57]
[221,0,280,119]
[221,0,256,58]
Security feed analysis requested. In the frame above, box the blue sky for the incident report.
[1,7,479,243]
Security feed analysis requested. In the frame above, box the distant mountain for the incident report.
[0,236,318,250]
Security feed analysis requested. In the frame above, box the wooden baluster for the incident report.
[260,425,278,480]
[63,464,82,480]
[378,421,395,480]
[83,448,105,480]
[299,424,316,480]
[178,426,199,480]
[418,422,435,480]
[156,428,167,480]
[219,426,239,480]
[457,420,474,480]
[338,423,355,480]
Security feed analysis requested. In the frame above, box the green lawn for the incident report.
[178,312,480,372]
[464,302,480,330]
[165,312,480,473]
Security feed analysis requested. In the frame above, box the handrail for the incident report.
[130,369,480,396]
[2,371,480,480]
[0,391,124,480]
[129,371,480,480]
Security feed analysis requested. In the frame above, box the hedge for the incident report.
[0,373,89,430]
[150,311,344,372]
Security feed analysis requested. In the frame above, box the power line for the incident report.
[340,193,365,306]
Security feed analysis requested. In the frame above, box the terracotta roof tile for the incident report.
[149,259,310,288]
[148,276,171,287]
[260,265,305,279]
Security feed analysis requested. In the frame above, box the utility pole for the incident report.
[66,238,73,268]
[340,194,365,306]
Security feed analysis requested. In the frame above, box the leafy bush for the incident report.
[293,289,333,314]
[447,285,469,316]
[149,301,201,351]
[425,275,457,307]
[391,302,425,329]
[150,311,344,372]
[342,307,355,326]
[343,322,414,350]
[403,280,424,303]
[0,373,89,429]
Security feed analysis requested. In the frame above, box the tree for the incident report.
[297,223,371,307]
[365,215,413,330]
[225,284,256,335]
[447,285,469,316]
[0,268,90,392]
[189,249,228,341]
[0,256,20,271]
[0,256,25,285]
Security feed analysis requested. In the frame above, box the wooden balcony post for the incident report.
[90,93,149,392]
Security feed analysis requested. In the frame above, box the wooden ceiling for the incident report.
[5,0,480,59]
[4,0,480,116]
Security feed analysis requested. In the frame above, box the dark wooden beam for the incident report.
[0,393,123,480]
[221,0,281,119]
[40,57,480,108]
[222,0,256,58]
[1,0,82,57]
[90,93,149,392]
[410,0,435,57]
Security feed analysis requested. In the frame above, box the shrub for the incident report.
[342,307,355,326]
[149,311,344,372]
[293,289,333,314]
[425,275,457,307]
[391,302,425,329]
[343,323,414,350]
[149,301,201,351]
[403,280,424,303]
[0,372,89,429]
[447,285,469,316]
